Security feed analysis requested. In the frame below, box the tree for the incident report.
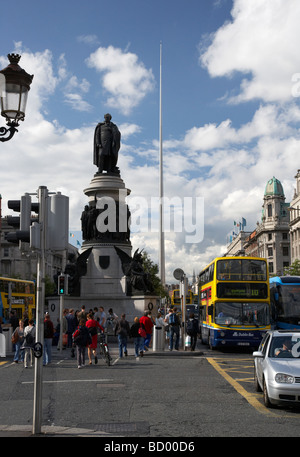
[141,251,168,298]
[283,259,300,276]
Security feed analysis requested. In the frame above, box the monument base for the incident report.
[46,295,160,326]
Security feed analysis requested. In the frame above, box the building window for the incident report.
[269,262,274,273]
[282,232,288,240]
[283,246,289,257]
[2,262,10,276]
[268,233,272,241]
[268,247,273,257]
[268,204,272,217]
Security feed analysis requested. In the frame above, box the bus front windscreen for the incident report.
[215,302,270,326]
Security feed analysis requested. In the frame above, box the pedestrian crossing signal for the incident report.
[58,275,68,295]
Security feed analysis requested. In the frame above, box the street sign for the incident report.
[173,268,184,281]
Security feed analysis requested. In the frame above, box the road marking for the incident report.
[235,377,255,383]
[207,358,278,417]
[21,379,113,385]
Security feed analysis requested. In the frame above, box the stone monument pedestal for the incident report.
[71,171,159,322]
[80,172,132,298]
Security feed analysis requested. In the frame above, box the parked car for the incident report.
[253,330,300,407]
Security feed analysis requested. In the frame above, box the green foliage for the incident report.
[283,259,300,276]
[141,251,167,298]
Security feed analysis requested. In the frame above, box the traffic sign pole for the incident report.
[33,186,48,435]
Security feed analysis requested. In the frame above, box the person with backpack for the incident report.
[165,308,180,351]
[43,313,54,366]
[22,319,36,368]
[186,312,199,351]
[86,313,104,365]
[73,318,92,368]
[130,317,144,358]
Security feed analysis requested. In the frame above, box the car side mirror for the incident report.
[253,351,264,358]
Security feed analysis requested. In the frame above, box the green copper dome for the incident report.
[264,177,285,197]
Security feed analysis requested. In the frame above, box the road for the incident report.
[1,340,300,440]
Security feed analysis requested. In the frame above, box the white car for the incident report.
[253,330,300,407]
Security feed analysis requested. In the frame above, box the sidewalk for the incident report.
[0,424,117,437]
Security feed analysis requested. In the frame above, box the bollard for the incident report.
[0,333,6,357]
[2,326,12,353]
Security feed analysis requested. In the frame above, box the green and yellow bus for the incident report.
[0,277,36,322]
[199,257,270,349]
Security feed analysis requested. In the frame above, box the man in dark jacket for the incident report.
[115,313,130,358]
[66,309,77,348]
[43,313,54,365]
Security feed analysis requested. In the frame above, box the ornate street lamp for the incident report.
[0,54,34,142]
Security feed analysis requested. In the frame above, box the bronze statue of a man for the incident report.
[93,113,121,174]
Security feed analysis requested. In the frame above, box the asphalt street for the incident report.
[1,338,300,443]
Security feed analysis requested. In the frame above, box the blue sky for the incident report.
[1,0,300,283]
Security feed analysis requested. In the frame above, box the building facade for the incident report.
[289,169,300,264]
[0,215,78,283]
[226,176,290,276]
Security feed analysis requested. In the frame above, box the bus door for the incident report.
[200,287,211,343]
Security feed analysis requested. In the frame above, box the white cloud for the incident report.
[200,0,300,103]
[77,35,100,46]
[64,93,93,112]
[86,46,155,115]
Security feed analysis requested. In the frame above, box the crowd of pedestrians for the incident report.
[8,305,200,368]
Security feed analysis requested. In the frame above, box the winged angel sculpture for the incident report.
[115,247,154,296]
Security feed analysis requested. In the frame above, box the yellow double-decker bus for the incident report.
[199,257,270,349]
[171,289,193,307]
[0,277,36,322]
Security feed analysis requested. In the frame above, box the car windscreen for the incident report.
[269,335,300,358]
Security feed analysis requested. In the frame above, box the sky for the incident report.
[1,0,300,285]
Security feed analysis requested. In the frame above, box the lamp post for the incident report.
[0,54,33,142]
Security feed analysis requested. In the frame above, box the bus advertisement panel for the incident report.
[0,277,36,322]
[270,276,300,329]
[199,257,270,349]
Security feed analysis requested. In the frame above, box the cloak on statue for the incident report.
[93,113,121,174]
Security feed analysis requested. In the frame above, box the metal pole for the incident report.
[8,282,12,314]
[181,275,187,350]
[159,42,165,287]
[32,186,48,435]
[59,250,67,352]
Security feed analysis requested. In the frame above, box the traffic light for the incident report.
[6,189,69,252]
[6,194,39,246]
[47,192,69,251]
[58,274,68,295]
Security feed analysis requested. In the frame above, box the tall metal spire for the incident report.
[159,42,165,286]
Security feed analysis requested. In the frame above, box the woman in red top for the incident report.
[86,313,104,364]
